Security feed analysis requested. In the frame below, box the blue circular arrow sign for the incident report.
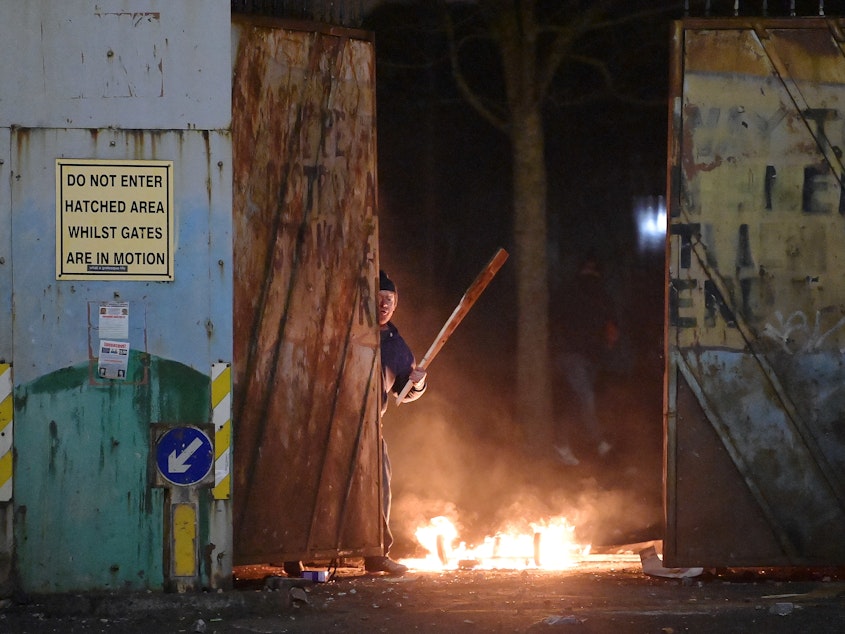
[155,426,213,486]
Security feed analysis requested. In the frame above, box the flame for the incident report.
[401,515,591,571]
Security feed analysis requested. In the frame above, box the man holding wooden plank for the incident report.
[364,269,428,576]
[370,251,508,575]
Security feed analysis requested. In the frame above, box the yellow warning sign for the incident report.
[56,159,174,281]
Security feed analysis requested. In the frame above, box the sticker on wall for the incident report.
[98,301,129,339]
[98,339,130,379]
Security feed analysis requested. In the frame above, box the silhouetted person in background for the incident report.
[552,254,619,466]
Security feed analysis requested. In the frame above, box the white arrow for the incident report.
[168,437,204,473]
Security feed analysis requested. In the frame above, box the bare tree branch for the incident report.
[436,0,680,136]
[440,0,509,132]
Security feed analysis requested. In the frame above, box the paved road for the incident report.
[2,557,843,632]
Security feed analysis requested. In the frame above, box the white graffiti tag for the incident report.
[762,310,845,354]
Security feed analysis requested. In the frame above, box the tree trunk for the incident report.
[511,103,554,447]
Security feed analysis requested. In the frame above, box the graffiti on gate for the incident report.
[761,309,845,354]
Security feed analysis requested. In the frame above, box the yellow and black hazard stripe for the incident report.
[211,363,231,500]
[0,364,12,502]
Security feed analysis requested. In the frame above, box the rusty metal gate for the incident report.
[666,17,845,567]
[231,16,382,565]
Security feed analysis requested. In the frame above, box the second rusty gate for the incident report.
[666,17,845,567]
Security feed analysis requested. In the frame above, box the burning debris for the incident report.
[403,515,591,571]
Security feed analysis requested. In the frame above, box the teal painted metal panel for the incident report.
[9,128,232,592]
[15,353,208,592]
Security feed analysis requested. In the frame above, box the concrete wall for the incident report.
[0,1,233,593]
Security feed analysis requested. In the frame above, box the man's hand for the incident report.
[410,367,427,388]
[395,366,428,404]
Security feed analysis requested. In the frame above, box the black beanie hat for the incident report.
[379,270,396,293]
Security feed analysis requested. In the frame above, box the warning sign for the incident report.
[56,159,174,281]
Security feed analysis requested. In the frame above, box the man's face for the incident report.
[378,290,397,326]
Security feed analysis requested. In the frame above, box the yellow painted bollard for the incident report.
[173,503,197,578]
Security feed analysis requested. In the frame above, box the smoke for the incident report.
[378,259,663,558]
[383,362,663,556]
